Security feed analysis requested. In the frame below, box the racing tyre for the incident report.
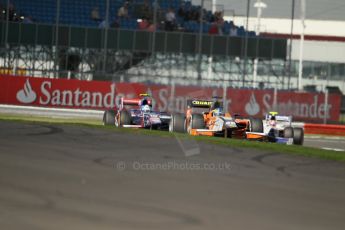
[293,127,304,145]
[283,127,294,138]
[249,118,263,133]
[169,113,185,133]
[190,114,205,130]
[116,110,131,127]
[103,110,115,126]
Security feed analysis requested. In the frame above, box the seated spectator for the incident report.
[23,15,33,24]
[147,21,156,32]
[165,7,176,31]
[140,0,152,20]
[217,23,223,35]
[229,24,238,36]
[177,2,186,18]
[5,3,17,21]
[91,7,101,22]
[222,20,230,34]
[138,18,149,30]
[202,9,208,21]
[214,11,224,24]
[191,8,200,22]
[98,19,109,28]
[110,18,120,28]
[183,4,191,21]
[118,2,129,19]
[208,12,216,23]
[152,0,161,11]
[0,4,5,20]
[208,23,218,35]
[151,0,164,22]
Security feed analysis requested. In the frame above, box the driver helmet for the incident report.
[141,104,151,112]
[141,98,151,112]
[211,101,221,110]
[213,107,223,116]
[141,99,148,105]
[211,101,222,115]
[269,115,277,127]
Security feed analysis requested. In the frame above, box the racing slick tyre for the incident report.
[169,113,185,133]
[293,127,304,145]
[190,114,205,130]
[283,127,294,138]
[103,110,115,126]
[116,110,131,127]
[249,118,263,133]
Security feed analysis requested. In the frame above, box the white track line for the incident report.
[305,135,345,140]
[321,147,345,152]
[0,104,104,119]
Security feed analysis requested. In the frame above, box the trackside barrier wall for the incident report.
[0,75,342,123]
[304,124,345,136]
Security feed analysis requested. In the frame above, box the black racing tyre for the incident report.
[169,113,185,133]
[116,110,131,127]
[249,118,263,133]
[191,114,205,129]
[103,110,115,126]
[293,127,304,145]
[283,127,294,138]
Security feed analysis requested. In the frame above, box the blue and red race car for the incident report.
[103,94,171,130]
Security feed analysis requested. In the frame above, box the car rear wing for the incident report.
[120,97,152,109]
[187,100,213,108]
[276,116,292,122]
[265,114,292,122]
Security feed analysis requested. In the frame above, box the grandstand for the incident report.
[0,0,344,93]
[0,0,256,34]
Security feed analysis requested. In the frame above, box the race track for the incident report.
[0,120,344,230]
[304,135,345,151]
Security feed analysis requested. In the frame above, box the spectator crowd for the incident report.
[0,0,252,37]
[95,0,248,37]
[0,2,33,23]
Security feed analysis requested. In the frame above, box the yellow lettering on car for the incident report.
[192,101,212,106]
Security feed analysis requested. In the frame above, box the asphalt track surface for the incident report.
[0,120,345,230]
[304,136,345,151]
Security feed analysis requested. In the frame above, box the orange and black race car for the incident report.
[169,99,265,140]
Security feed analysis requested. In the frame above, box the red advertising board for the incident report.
[0,75,146,110]
[0,75,341,122]
[226,89,341,122]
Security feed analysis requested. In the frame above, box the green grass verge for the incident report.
[0,113,345,162]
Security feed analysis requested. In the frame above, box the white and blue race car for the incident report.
[264,112,304,145]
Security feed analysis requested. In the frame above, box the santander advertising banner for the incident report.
[0,75,341,122]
